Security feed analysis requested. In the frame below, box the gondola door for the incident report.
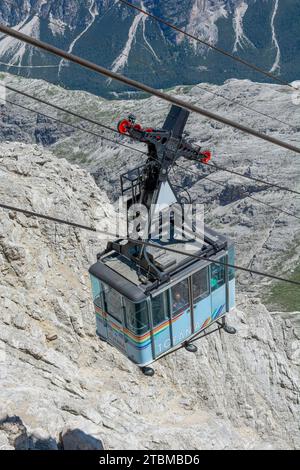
[90,275,109,342]
[169,278,193,346]
[191,267,212,333]
[210,258,227,322]
[102,286,127,355]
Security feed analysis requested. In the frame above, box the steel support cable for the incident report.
[106,34,300,197]
[203,161,300,196]
[1,0,297,90]
[0,14,298,286]
[118,0,299,91]
[130,36,298,132]
[192,83,298,131]
[1,104,298,276]
[2,81,300,200]
[0,82,137,140]
[1,2,298,130]
[0,202,97,232]
[157,324,224,362]
[0,94,147,156]
[44,10,297,131]
[1,201,300,286]
[0,72,300,203]
[1,24,300,155]
[175,162,300,222]
[2,75,300,214]
[2,80,300,200]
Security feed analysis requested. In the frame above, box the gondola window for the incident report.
[152,292,169,327]
[171,279,189,315]
[103,286,123,323]
[90,276,104,310]
[193,267,209,302]
[124,300,149,335]
[211,258,226,292]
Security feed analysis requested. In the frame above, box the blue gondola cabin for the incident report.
[89,227,235,372]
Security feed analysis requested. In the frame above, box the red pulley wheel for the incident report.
[201,150,212,164]
[118,119,130,134]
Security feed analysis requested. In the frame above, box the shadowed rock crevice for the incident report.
[0,416,104,450]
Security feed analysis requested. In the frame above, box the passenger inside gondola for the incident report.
[171,279,189,314]
[211,261,225,291]
[172,293,185,311]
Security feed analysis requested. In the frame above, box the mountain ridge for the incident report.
[0,0,299,98]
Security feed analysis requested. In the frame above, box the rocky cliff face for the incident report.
[0,142,299,450]
[0,0,299,97]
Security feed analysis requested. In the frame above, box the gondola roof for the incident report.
[89,226,232,303]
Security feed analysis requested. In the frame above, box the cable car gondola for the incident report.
[89,105,236,376]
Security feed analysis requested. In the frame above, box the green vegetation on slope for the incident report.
[267,264,300,312]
